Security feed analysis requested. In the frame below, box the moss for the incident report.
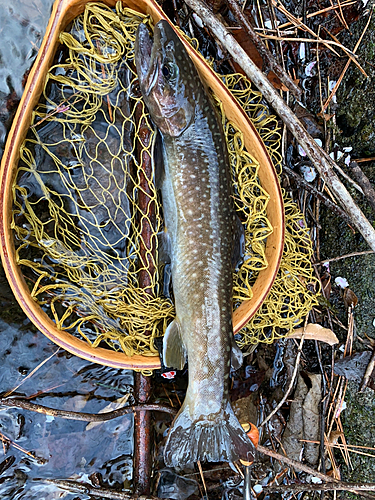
[336,12,375,156]
[320,9,375,494]
[320,198,375,340]
[338,382,375,493]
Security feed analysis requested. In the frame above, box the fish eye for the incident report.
[162,62,178,81]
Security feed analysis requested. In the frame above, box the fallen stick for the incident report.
[316,249,374,264]
[350,161,375,214]
[265,481,375,493]
[283,165,353,225]
[257,443,335,482]
[42,479,162,499]
[0,398,177,421]
[257,444,375,499]
[184,0,375,252]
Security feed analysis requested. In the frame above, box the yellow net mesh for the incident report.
[12,2,319,360]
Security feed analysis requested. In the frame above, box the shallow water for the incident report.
[0,316,134,499]
[0,5,135,497]
[0,1,55,153]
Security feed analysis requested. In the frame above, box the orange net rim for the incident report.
[0,0,284,371]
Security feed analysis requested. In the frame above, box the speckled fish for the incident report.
[135,20,255,467]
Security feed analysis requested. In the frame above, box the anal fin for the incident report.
[230,336,243,372]
[157,230,172,265]
[163,318,186,370]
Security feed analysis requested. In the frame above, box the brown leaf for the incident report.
[287,323,339,345]
[281,373,322,466]
[343,288,358,308]
[231,28,288,91]
[231,28,263,69]
[295,103,323,138]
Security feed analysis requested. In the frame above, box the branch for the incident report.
[265,481,375,493]
[257,444,336,483]
[350,161,375,214]
[259,323,306,428]
[283,166,353,225]
[184,0,375,251]
[42,479,162,499]
[0,397,177,421]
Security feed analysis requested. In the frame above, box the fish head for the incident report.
[135,20,195,137]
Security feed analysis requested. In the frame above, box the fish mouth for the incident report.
[135,21,165,96]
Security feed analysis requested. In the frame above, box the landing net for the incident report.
[12,2,319,362]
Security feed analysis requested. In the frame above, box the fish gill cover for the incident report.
[11,1,319,367]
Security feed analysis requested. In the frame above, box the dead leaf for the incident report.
[295,103,324,138]
[231,28,288,91]
[303,374,321,466]
[287,323,339,345]
[343,288,358,308]
[281,373,321,466]
[334,351,373,382]
[231,29,263,69]
[85,394,130,431]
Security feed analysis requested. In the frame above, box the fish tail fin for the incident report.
[163,401,255,467]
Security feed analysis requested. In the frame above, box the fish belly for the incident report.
[161,112,254,466]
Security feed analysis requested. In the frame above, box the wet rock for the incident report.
[157,468,199,500]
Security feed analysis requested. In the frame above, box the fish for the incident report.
[135,20,255,467]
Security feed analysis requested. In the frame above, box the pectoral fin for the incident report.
[157,231,172,264]
[232,214,245,269]
[163,318,186,370]
[230,336,243,372]
[154,131,165,190]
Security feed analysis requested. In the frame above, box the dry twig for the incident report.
[277,1,357,30]
[283,166,353,224]
[259,318,307,427]
[271,0,343,57]
[4,348,60,398]
[349,161,375,213]
[265,481,375,493]
[0,398,177,421]
[224,0,301,98]
[322,9,373,112]
[317,250,375,264]
[258,444,375,498]
[42,479,162,499]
